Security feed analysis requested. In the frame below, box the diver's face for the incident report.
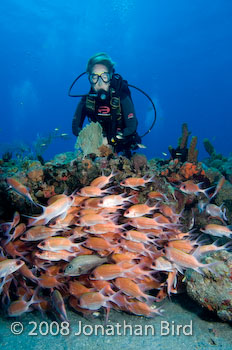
[90,64,111,93]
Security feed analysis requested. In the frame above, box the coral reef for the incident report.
[1,124,232,323]
[179,162,205,179]
[185,250,232,322]
[202,140,232,186]
[98,144,114,157]
[131,153,148,174]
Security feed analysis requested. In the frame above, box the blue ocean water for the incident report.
[0,0,232,161]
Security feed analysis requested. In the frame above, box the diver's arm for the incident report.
[72,98,86,136]
[120,96,138,137]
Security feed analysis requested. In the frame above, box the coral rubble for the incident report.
[0,126,232,323]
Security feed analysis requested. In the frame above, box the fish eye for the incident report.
[118,239,121,243]
[40,242,45,246]
[21,234,26,238]
[67,265,72,269]
[90,273,94,278]
[122,233,127,237]
[76,220,80,224]
[99,200,103,204]
[16,260,21,265]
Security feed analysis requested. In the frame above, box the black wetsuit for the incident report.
[72,76,141,157]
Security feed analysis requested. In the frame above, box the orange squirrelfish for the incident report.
[165,246,218,274]
[193,240,232,259]
[84,222,124,234]
[19,264,38,282]
[112,252,138,263]
[166,269,178,295]
[2,211,21,240]
[37,236,82,252]
[11,223,26,241]
[118,239,153,257]
[75,213,112,226]
[78,289,122,311]
[51,290,68,322]
[123,202,159,218]
[98,194,134,207]
[90,170,118,189]
[210,176,225,200]
[37,274,62,289]
[151,256,174,272]
[0,259,25,278]
[167,239,196,253]
[26,195,74,226]
[90,280,115,294]
[157,204,181,223]
[47,194,67,205]
[35,250,78,261]
[83,237,114,251]
[89,263,136,281]
[6,178,35,204]
[20,225,61,241]
[77,208,100,216]
[200,224,232,238]
[8,291,40,317]
[128,216,172,229]
[80,198,102,209]
[126,300,163,317]
[120,175,155,190]
[78,186,112,197]
[69,281,93,297]
[121,230,154,244]
[148,191,168,201]
[114,277,155,303]
[3,220,25,245]
[179,180,213,198]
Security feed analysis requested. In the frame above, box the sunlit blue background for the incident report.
[1,0,232,161]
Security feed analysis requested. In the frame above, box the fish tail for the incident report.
[202,261,221,276]
[152,306,165,316]
[143,294,157,305]
[203,186,216,199]
[104,186,117,194]
[224,241,232,252]
[144,174,156,183]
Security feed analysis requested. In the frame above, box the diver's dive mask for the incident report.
[88,72,111,84]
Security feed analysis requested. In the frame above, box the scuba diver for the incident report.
[71,52,143,158]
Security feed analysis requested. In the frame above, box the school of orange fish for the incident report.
[0,172,231,321]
